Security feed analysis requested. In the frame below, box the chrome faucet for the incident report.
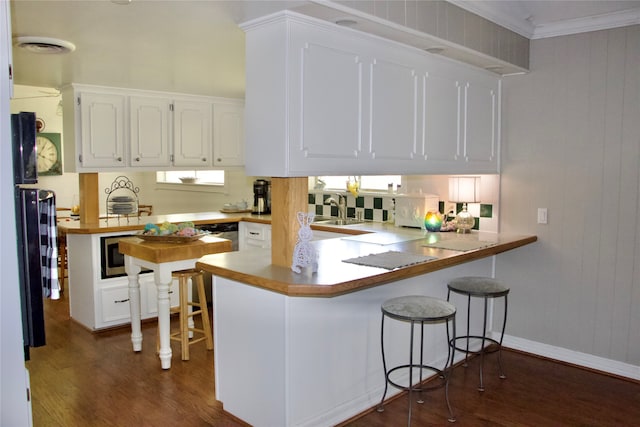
[326,194,347,220]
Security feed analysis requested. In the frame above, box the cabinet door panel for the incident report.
[79,92,126,168]
[292,40,363,164]
[463,81,498,165]
[173,100,212,167]
[423,72,461,163]
[130,96,171,167]
[213,103,244,166]
[370,58,418,160]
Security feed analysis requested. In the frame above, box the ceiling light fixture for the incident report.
[14,36,76,54]
[485,65,504,72]
[424,47,445,54]
[335,19,358,27]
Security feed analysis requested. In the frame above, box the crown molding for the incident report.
[448,0,535,38]
[531,7,640,39]
[449,1,640,40]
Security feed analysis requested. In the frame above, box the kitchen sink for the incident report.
[313,217,365,226]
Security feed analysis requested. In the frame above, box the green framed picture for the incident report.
[36,132,62,176]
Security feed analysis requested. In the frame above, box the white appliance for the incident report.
[394,194,439,228]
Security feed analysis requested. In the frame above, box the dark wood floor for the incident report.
[29,292,640,426]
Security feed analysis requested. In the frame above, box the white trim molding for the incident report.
[502,334,640,381]
[450,0,640,40]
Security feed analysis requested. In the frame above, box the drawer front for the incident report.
[100,285,132,324]
[240,222,272,250]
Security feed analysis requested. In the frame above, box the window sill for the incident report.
[156,182,227,194]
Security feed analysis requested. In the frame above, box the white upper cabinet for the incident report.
[129,95,171,167]
[62,84,243,172]
[172,100,212,167]
[213,103,244,167]
[77,91,126,169]
[242,12,500,177]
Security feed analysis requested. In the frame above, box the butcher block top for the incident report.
[118,235,232,264]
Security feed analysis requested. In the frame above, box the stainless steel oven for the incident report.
[100,235,151,279]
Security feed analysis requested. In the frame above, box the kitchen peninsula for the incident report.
[196,226,536,427]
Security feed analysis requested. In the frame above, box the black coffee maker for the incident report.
[252,179,271,215]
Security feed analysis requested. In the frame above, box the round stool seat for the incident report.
[382,295,456,322]
[447,276,509,297]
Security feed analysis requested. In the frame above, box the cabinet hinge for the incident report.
[79,154,83,163]
[169,103,174,112]
[170,154,174,162]
[77,96,81,106]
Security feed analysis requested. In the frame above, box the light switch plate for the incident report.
[537,208,548,224]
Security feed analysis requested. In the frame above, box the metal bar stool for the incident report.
[447,276,509,392]
[377,295,457,425]
[162,269,213,361]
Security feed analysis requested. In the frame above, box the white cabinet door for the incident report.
[129,95,171,167]
[423,62,464,168]
[78,91,126,168]
[173,100,212,167]
[213,103,244,167]
[461,74,500,172]
[369,56,421,163]
[288,31,364,174]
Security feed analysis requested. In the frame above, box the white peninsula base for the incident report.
[212,258,495,427]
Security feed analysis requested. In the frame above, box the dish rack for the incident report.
[105,176,139,223]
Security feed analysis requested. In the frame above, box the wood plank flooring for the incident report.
[28,293,640,426]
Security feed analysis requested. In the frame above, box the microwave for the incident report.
[100,235,151,279]
[394,194,439,228]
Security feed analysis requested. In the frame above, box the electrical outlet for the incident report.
[537,208,548,224]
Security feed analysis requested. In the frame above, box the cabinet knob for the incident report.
[202,157,207,162]
[217,158,222,162]
[135,157,140,162]
[116,157,122,162]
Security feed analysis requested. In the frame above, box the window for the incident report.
[314,175,401,192]
[156,170,225,191]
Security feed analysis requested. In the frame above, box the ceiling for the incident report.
[10,1,640,98]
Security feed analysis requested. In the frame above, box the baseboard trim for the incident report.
[501,334,640,381]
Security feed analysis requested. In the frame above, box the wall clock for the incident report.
[36,133,62,176]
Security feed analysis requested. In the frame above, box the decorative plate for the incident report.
[111,196,134,203]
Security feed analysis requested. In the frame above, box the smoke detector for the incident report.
[14,36,76,54]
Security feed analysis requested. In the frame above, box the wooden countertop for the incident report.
[196,230,537,297]
[58,212,271,234]
[118,235,232,263]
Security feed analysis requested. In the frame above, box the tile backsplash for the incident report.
[308,191,497,232]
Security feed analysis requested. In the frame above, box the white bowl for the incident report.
[179,177,198,184]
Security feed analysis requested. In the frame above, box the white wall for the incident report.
[498,25,640,369]
[10,85,255,215]
[1,2,32,424]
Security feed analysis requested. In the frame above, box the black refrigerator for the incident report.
[12,111,59,359]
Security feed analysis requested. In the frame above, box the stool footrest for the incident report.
[384,364,450,393]
[450,335,501,355]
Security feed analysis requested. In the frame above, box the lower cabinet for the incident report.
[95,274,181,330]
[67,232,181,331]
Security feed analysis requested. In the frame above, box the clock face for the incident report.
[36,134,62,175]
